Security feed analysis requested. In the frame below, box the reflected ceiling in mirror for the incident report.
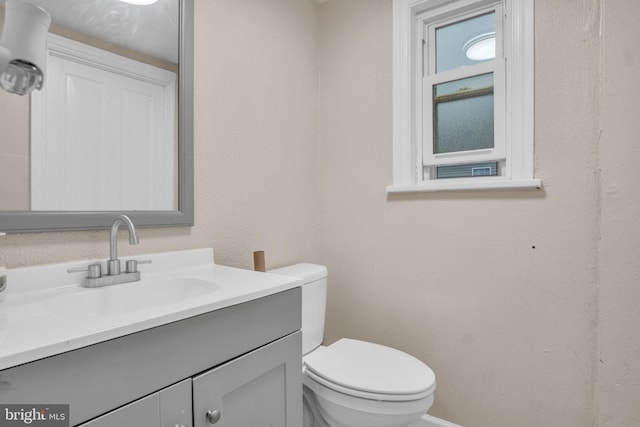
[3,0,179,63]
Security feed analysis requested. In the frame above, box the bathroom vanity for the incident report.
[0,249,303,426]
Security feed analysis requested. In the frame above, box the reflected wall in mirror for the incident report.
[0,0,193,232]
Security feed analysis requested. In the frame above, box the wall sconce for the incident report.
[0,0,51,96]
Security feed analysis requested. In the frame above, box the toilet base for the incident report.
[304,385,331,427]
[303,382,433,427]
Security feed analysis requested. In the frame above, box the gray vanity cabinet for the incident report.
[193,332,302,427]
[0,288,302,427]
[78,379,192,427]
[76,332,302,427]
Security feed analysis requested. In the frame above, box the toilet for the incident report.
[269,264,436,427]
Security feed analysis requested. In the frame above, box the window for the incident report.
[389,0,540,192]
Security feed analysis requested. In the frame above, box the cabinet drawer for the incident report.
[78,379,191,427]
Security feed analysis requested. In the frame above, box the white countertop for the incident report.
[0,248,301,371]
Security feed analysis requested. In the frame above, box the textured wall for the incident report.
[316,0,637,426]
[0,89,29,211]
[597,0,640,425]
[0,0,320,271]
[0,5,29,210]
[1,1,639,425]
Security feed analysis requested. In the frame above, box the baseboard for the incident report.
[407,413,463,427]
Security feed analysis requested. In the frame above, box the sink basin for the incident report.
[47,277,219,317]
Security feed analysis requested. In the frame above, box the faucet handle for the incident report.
[125,259,152,274]
[67,263,102,279]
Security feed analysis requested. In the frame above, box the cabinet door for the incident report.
[193,332,302,427]
[77,379,191,427]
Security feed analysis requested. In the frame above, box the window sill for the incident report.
[386,178,542,193]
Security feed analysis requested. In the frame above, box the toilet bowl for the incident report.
[303,339,435,427]
[269,264,436,427]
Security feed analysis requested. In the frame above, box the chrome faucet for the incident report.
[67,215,151,288]
[108,215,139,275]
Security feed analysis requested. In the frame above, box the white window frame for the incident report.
[422,5,505,169]
[388,0,540,193]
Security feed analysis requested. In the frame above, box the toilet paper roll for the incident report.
[253,251,266,272]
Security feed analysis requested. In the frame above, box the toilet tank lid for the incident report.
[269,263,327,283]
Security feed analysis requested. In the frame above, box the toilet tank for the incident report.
[268,263,327,355]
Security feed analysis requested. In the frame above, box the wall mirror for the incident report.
[0,0,193,233]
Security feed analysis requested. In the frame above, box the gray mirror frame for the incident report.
[0,0,194,234]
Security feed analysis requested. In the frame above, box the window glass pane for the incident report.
[433,73,494,154]
[436,162,498,179]
[435,12,495,73]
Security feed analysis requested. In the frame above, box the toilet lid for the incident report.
[303,339,436,398]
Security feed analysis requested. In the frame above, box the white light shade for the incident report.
[0,0,51,95]
[464,33,496,61]
[120,0,160,5]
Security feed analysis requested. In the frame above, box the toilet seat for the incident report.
[304,339,436,402]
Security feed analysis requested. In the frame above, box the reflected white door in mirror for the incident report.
[30,34,177,211]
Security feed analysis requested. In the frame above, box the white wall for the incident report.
[597,1,640,425]
[317,0,639,426]
[0,0,320,271]
[1,0,638,426]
